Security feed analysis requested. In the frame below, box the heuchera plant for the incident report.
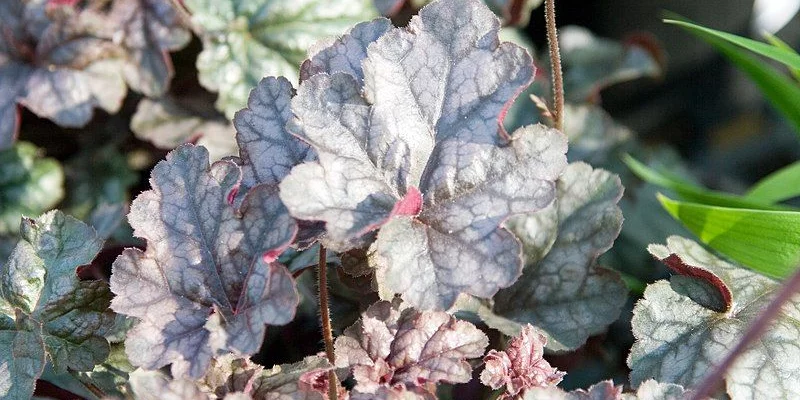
[3,0,800,399]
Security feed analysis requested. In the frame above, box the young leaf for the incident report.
[281,0,568,310]
[335,301,488,397]
[106,0,191,97]
[110,145,299,378]
[658,194,800,279]
[629,236,800,399]
[480,324,564,399]
[0,211,115,396]
[132,97,238,162]
[491,163,627,350]
[184,0,378,117]
[0,142,64,235]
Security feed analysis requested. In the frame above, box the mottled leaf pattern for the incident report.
[0,211,115,396]
[491,162,627,350]
[480,324,564,399]
[110,145,299,378]
[629,236,800,399]
[0,142,64,235]
[185,0,378,117]
[335,301,488,396]
[519,379,695,400]
[281,0,567,310]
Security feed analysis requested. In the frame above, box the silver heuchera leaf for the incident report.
[480,324,564,398]
[110,145,300,378]
[629,236,800,399]
[107,0,191,97]
[129,369,215,400]
[491,162,627,350]
[132,97,238,162]
[0,0,127,145]
[0,211,115,396]
[335,301,488,396]
[184,0,378,117]
[281,0,568,310]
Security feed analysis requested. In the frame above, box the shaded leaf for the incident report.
[491,163,627,350]
[335,301,488,396]
[281,0,567,310]
[558,26,663,102]
[562,103,632,165]
[107,0,191,96]
[629,236,800,399]
[480,324,564,399]
[132,97,238,162]
[0,0,128,144]
[0,211,115,396]
[63,144,137,221]
[0,142,64,235]
[110,145,299,378]
[185,0,378,117]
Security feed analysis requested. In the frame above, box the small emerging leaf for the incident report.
[335,301,488,397]
[480,324,564,399]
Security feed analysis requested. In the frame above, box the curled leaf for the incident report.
[629,236,800,399]
[110,145,299,378]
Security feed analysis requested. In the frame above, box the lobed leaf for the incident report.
[629,236,800,399]
[110,145,299,378]
[491,162,627,350]
[185,0,378,117]
[281,0,568,310]
[0,211,115,396]
[335,301,488,397]
[519,379,695,400]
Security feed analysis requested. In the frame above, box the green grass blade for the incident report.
[666,20,800,137]
[665,19,800,70]
[623,154,790,211]
[658,194,800,279]
[763,32,800,82]
[746,161,800,204]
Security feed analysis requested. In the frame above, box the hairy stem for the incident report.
[690,265,800,400]
[544,0,564,131]
[317,246,338,400]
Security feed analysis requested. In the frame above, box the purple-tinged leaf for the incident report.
[110,145,299,378]
[300,19,393,82]
[650,243,732,313]
[107,0,191,97]
[184,0,378,117]
[335,301,488,396]
[0,0,128,143]
[490,163,627,350]
[0,210,114,398]
[480,324,564,398]
[132,97,238,162]
[281,0,567,310]
[629,236,800,399]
